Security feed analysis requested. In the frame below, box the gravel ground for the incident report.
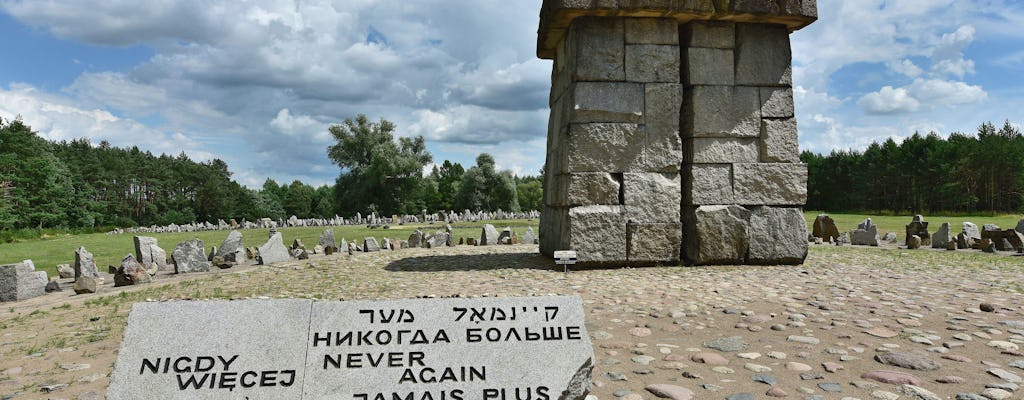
[1,244,1023,400]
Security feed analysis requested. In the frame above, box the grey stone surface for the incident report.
[114,255,151,287]
[626,44,679,83]
[623,172,681,223]
[568,123,644,173]
[643,83,683,172]
[110,297,593,400]
[627,222,682,262]
[480,224,500,245]
[681,20,736,49]
[73,275,97,294]
[747,206,808,264]
[760,118,800,163]
[569,17,624,81]
[0,260,47,302]
[625,18,678,45]
[172,239,212,273]
[304,296,593,400]
[107,299,312,400]
[362,237,381,252]
[932,222,953,249]
[850,218,880,246]
[257,233,290,265]
[685,164,735,205]
[74,246,100,279]
[735,23,793,86]
[1016,218,1024,235]
[569,82,644,123]
[569,205,626,263]
[567,173,620,206]
[134,236,168,273]
[684,47,734,85]
[318,229,337,251]
[688,137,760,163]
[962,222,981,240]
[685,86,761,138]
[215,230,246,263]
[522,227,538,245]
[683,205,751,265]
[906,216,931,247]
[56,264,74,279]
[760,87,795,118]
[733,163,808,205]
[812,214,840,242]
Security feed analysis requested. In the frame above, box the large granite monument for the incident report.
[537,0,817,265]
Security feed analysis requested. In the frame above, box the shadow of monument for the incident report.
[384,251,556,272]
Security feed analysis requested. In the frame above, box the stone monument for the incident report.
[537,0,817,265]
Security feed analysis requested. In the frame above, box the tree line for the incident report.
[803,121,1024,214]
[0,115,541,233]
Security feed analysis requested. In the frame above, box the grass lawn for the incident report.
[803,211,1024,236]
[0,219,540,277]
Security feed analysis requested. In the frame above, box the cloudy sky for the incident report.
[1,0,1021,187]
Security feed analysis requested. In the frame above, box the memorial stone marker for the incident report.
[536,0,817,265]
[108,296,594,400]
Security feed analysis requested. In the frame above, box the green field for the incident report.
[0,220,540,276]
[803,211,1023,237]
[3,212,1023,277]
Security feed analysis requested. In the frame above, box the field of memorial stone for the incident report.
[1,234,1023,400]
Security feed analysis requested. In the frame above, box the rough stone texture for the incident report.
[760,87,795,118]
[626,44,680,82]
[684,47,734,85]
[812,214,841,242]
[932,222,953,249]
[215,230,246,263]
[569,82,644,123]
[625,18,678,45]
[567,173,621,206]
[623,172,681,223]
[133,236,167,273]
[172,239,212,273]
[569,205,626,263]
[733,163,808,205]
[362,237,381,252]
[682,20,736,49]
[73,275,97,294]
[735,23,793,86]
[56,264,75,279]
[851,218,881,246]
[687,137,759,164]
[760,118,799,162]
[480,224,501,245]
[256,233,290,265]
[567,17,624,81]
[684,164,735,205]
[318,229,337,252]
[567,123,644,172]
[74,246,100,279]
[113,255,151,287]
[643,83,684,172]
[0,261,47,302]
[906,215,931,247]
[683,205,751,265]
[522,227,539,245]
[747,206,808,264]
[627,222,682,263]
[685,86,761,138]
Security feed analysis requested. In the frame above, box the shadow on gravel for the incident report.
[385,252,555,272]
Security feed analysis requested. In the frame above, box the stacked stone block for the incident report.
[538,0,816,266]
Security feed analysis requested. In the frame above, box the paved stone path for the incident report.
[1,244,1022,399]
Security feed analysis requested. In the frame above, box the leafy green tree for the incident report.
[454,154,519,211]
[284,180,314,217]
[517,180,543,211]
[327,115,432,215]
[312,185,335,218]
[0,117,74,229]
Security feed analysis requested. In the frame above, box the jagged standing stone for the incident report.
[0,260,48,302]
[319,229,337,253]
[408,230,424,248]
[257,233,291,265]
[172,239,212,273]
[905,215,930,247]
[74,246,100,279]
[73,275,97,294]
[850,218,880,246]
[216,230,246,263]
[522,227,538,245]
[56,264,74,279]
[480,224,500,245]
[363,237,381,252]
[133,236,167,274]
[931,222,952,249]
[114,255,151,287]
[813,214,841,242]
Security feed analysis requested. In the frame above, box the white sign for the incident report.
[553,250,578,265]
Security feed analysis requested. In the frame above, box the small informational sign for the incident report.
[107,296,594,400]
[553,250,578,272]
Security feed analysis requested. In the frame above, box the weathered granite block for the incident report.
[684,47,735,85]
[133,236,167,273]
[544,173,568,207]
[759,87,795,118]
[74,246,100,279]
[569,82,645,123]
[625,18,679,44]
[681,20,736,49]
[256,233,290,265]
[736,23,793,86]
[850,218,881,247]
[684,164,735,205]
[747,206,808,264]
[569,205,626,262]
[684,86,761,137]
[568,17,624,81]
[567,123,644,172]
[683,205,750,265]
[687,137,760,163]
[568,173,621,205]
[733,163,808,205]
[624,172,681,223]
[643,83,683,172]
[172,239,212,273]
[760,118,800,162]
[0,261,47,302]
[215,230,246,263]
[627,222,682,262]
[626,44,680,83]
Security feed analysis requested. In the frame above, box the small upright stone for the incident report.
[0,260,48,302]
[851,218,880,246]
[363,237,381,252]
[74,246,100,279]
[172,239,212,273]
[931,222,952,249]
[319,229,337,253]
[480,224,500,245]
[215,230,246,263]
[908,235,922,250]
[256,233,291,265]
[133,236,167,274]
[905,215,930,247]
[113,255,152,287]
[812,214,840,242]
[73,275,97,294]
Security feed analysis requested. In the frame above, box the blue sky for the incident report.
[1,0,1022,187]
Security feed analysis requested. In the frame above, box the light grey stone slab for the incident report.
[304,296,593,400]
[623,172,681,223]
[134,236,168,273]
[684,47,735,85]
[74,246,100,279]
[625,18,679,45]
[257,233,291,265]
[627,223,682,262]
[760,118,800,163]
[643,83,683,172]
[760,87,795,118]
[569,205,626,262]
[682,21,736,49]
[625,44,680,83]
[0,260,47,302]
[683,205,750,265]
[688,137,760,164]
[735,23,793,86]
[733,163,808,205]
[172,239,211,273]
[685,164,735,205]
[685,86,761,138]
[567,123,645,173]
[569,17,625,81]
[107,299,313,400]
[569,82,644,123]
[215,230,246,263]
[568,173,621,206]
[747,206,809,264]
